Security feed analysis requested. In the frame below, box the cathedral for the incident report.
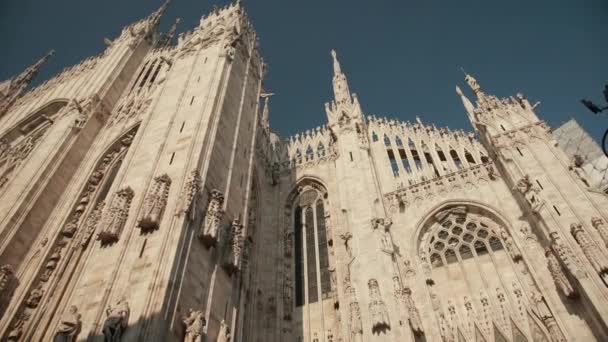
[1,1,608,341]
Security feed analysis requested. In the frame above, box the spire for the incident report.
[456,85,477,126]
[460,68,483,95]
[0,50,54,117]
[158,18,181,47]
[13,50,54,86]
[330,49,351,104]
[149,0,170,28]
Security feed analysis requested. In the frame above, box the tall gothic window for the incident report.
[293,187,331,306]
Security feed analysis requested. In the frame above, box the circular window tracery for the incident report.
[426,213,504,267]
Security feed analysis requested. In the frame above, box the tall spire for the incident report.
[158,18,181,47]
[0,50,54,117]
[12,50,54,86]
[456,85,477,126]
[330,49,351,104]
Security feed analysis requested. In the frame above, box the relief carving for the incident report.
[550,232,586,279]
[199,189,225,247]
[0,264,15,301]
[347,287,363,341]
[138,174,171,233]
[222,218,243,274]
[25,284,44,308]
[570,223,608,281]
[0,125,50,190]
[97,187,135,245]
[402,287,423,336]
[544,248,577,298]
[53,305,81,342]
[591,217,608,248]
[368,279,390,333]
[182,309,205,342]
[102,297,130,342]
[514,175,544,213]
[176,170,200,221]
[217,319,231,342]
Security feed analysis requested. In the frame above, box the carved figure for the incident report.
[183,309,205,342]
[347,287,363,340]
[217,319,231,342]
[545,248,576,298]
[97,187,135,244]
[368,279,390,332]
[591,217,608,248]
[25,284,44,308]
[571,223,608,280]
[199,189,225,246]
[499,229,522,260]
[176,170,200,221]
[53,305,82,342]
[0,264,14,298]
[222,218,243,274]
[102,297,130,342]
[138,174,171,232]
[550,232,586,279]
[402,287,423,335]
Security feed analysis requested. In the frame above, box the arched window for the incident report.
[450,149,462,168]
[395,136,403,146]
[305,145,314,161]
[317,142,326,157]
[419,206,554,342]
[371,131,379,142]
[383,134,391,146]
[464,149,476,164]
[291,184,331,306]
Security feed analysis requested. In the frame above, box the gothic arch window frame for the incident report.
[412,200,557,342]
[284,177,332,308]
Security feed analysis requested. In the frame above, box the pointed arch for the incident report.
[317,142,326,157]
[383,134,391,146]
[395,136,403,146]
[371,131,378,142]
[305,145,314,161]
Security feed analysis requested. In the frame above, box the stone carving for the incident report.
[0,264,15,300]
[591,217,608,248]
[514,175,544,213]
[41,247,61,281]
[102,298,130,342]
[7,312,28,341]
[571,223,608,281]
[222,218,243,274]
[79,203,104,248]
[217,319,231,342]
[183,309,205,342]
[138,174,171,232]
[371,217,392,231]
[199,189,225,247]
[283,230,293,258]
[25,285,44,308]
[543,316,567,342]
[402,287,423,335]
[339,232,353,258]
[498,228,522,261]
[550,232,586,279]
[545,248,576,298]
[283,276,293,321]
[53,305,82,342]
[368,279,390,333]
[176,170,200,221]
[347,287,363,341]
[0,126,50,190]
[97,187,135,244]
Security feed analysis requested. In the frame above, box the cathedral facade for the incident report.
[0,2,608,341]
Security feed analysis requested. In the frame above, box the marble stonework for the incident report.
[0,2,607,342]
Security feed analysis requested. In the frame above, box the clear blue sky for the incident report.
[1,0,607,142]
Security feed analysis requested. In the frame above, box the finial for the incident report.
[331,49,342,75]
[455,85,464,96]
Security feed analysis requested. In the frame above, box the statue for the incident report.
[138,174,171,232]
[53,305,82,342]
[103,297,130,342]
[183,309,205,342]
[217,319,231,342]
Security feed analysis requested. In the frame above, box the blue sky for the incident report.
[1,0,607,142]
